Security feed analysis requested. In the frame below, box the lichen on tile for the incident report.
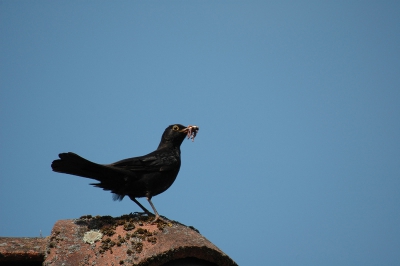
[83,230,103,244]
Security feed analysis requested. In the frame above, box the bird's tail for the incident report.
[51,152,112,181]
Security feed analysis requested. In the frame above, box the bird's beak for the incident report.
[179,125,199,133]
[180,125,199,141]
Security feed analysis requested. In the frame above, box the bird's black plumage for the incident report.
[51,124,199,221]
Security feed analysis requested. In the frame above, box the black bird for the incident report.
[51,124,199,222]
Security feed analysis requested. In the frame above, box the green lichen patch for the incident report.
[132,241,143,253]
[123,219,136,231]
[147,236,157,245]
[99,237,116,254]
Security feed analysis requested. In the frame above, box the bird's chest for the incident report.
[162,149,180,163]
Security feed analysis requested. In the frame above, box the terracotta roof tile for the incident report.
[1,214,237,265]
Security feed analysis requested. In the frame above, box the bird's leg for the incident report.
[129,195,153,216]
[146,194,160,223]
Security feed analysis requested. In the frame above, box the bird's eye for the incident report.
[172,125,180,131]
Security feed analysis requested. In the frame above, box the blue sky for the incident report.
[1,1,399,265]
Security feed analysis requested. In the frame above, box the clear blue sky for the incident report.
[1,1,399,265]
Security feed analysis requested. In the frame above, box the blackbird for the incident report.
[51,124,199,222]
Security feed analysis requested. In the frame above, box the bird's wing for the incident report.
[110,149,180,172]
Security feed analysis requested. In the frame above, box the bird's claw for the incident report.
[149,215,170,225]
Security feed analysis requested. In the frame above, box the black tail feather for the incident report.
[51,152,130,183]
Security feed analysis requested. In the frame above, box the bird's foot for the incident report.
[150,214,160,224]
[149,215,173,225]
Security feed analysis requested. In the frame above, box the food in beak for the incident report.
[183,125,199,142]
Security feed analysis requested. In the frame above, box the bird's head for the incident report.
[157,124,199,149]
